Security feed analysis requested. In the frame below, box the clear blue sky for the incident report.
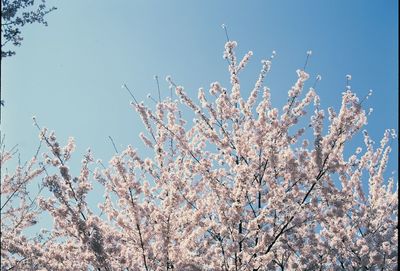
[1,1,398,180]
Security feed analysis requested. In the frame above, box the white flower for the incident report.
[360,245,369,255]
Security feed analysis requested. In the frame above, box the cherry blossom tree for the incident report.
[1,39,398,270]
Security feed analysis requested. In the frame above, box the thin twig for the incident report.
[122,84,139,105]
[108,136,119,154]
[222,24,230,42]
[154,75,161,102]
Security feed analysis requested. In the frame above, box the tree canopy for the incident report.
[1,39,398,270]
[1,0,56,58]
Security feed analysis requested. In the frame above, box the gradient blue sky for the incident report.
[1,1,398,180]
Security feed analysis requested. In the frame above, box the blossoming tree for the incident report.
[1,39,398,270]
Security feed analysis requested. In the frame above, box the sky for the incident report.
[1,1,398,188]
